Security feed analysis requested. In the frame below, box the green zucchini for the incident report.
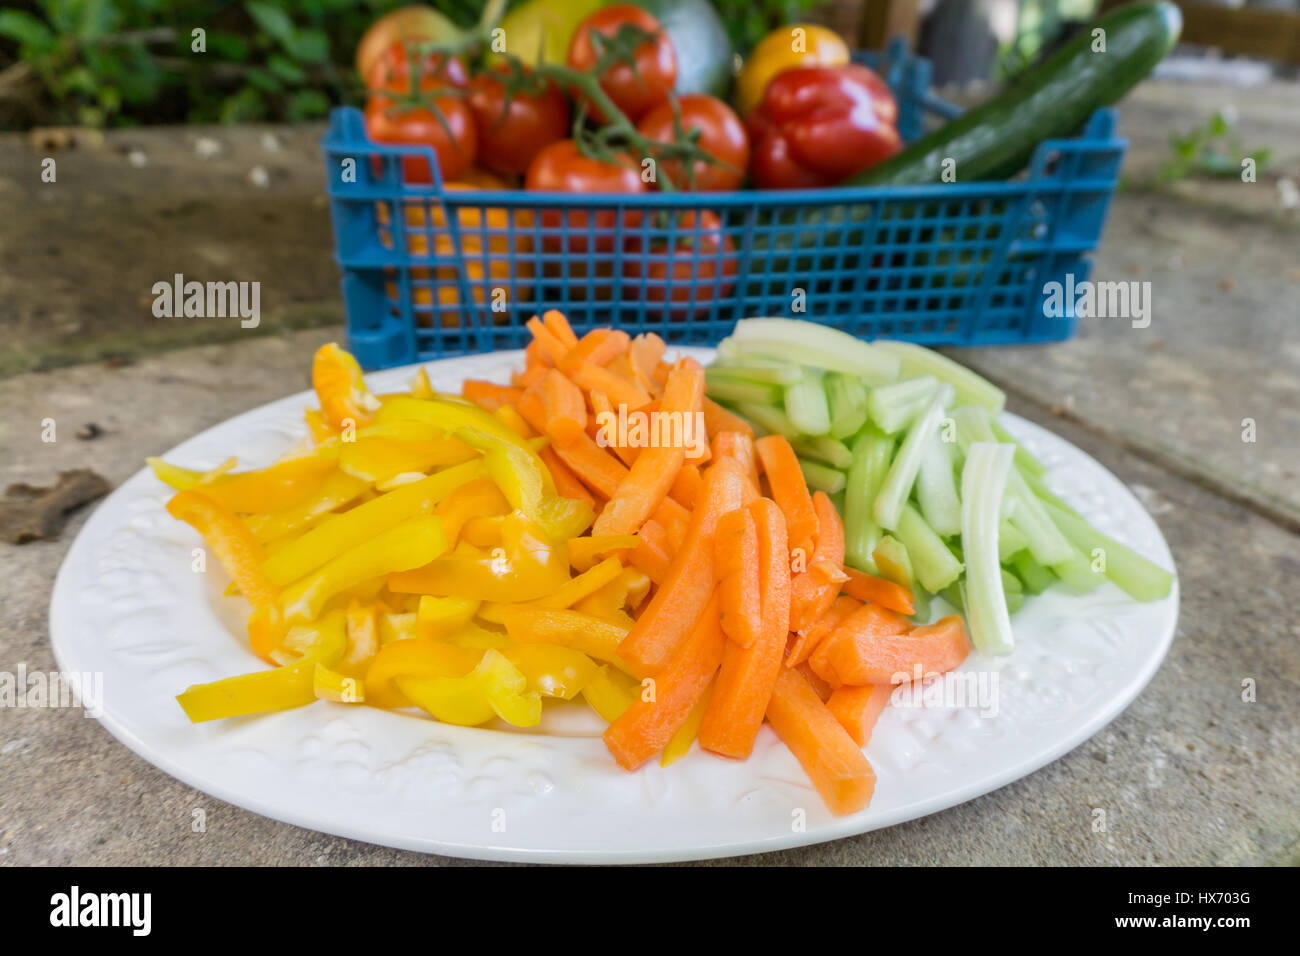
[635,0,734,99]
[848,2,1182,186]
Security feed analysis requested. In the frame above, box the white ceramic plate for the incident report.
[50,347,1179,863]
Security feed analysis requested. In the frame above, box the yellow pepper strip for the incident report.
[494,405,533,439]
[661,682,714,767]
[397,649,541,727]
[378,611,417,645]
[245,471,371,543]
[459,515,505,548]
[444,624,512,650]
[496,607,641,678]
[477,556,625,625]
[305,408,336,443]
[314,663,364,703]
[262,460,481,587]
[176,611,346,722]
[373,395,530,450]
[338,433,478,485]
[501,645,598,701]
[416,595,480,640]
[567,534,640,572]
[436,478,511,544]
[165,490,283,662]
[147,455,237,491]
[313,342,379,431]
[582,665,639,723]
[573,567,651,629]
[363,638,481,709]
[387,512,570,603]
[279,515,448,625]
[151,452,337,514]
[339,600,379,679]
[454,426,546,515]
[410,367,435,399]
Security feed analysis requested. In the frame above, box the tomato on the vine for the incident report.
[364,39,476,183]
[467,67,571,179]
[636,94,749,192]
[525,139,647,254]
[623,210,736,318]
[567,4,677,123]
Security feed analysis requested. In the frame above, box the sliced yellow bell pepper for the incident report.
[338,601,379,679]
[416,595,480,640]
[279,515,447,625]
[338,430,477,484]
[372,395,529,450]
[245,470,371,544]
[364,637,481,709]
[436,478,511,544]
[314,663,364,703]
[501,644,598,701]
[313,342,379,431]
[496,606,639,677]
[477,556,625,624]
[573,566,651,627]
[567,534,640,572]
[152,452,338,514]
[661,682,713,767]
[378,611,418,645]
[176,611,346,722]
[262,460,481,586]
[581,665,639,724]
[397,648,541,727]
[410,367,435,399]
[443,624,512,650]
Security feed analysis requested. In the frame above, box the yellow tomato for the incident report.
[735,24,851,117]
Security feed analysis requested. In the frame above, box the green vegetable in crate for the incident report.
[635,0,735,99]
[847,1,1183,186]
[491,0,608,65]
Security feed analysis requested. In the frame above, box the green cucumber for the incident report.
[635,0,734,99]
[848,2,1182,185]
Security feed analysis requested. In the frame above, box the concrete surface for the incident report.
[1,76,1298,865]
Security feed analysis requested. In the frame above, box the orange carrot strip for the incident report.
[826,615,970,686]
[567,534,640,571]
[715,508,761,649]
[789,491,849,632]
[699,497,791,759]
[619,458,748,672]
[603,594,725,770]
[796,661,835,702]
[561,328,630,373]
[514,388,548,434]
[512,363,549,389]
[594,362,704,536]
[541,309,578,349]
[588,389,638,467]
[703,397,754,438]
[766,667,877,816]
[786,593,861,669]
[629,520,672,584]
[570,359,652,410]
[540,445,596,509]
[711,430,760,490]
[808,603,911,686]
[524,338,551,370]
[534,368,587,445]
[841,566,916,616]
[628,333,666,396]
[461,380,524,412]
[650,497,689,549]
[526,315,569,365]
[552,431,627,499]
[755,434,820,558]
[670,463,702,510]
[826,683,893,747]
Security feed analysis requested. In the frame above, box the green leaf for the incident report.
[246,67,283,94]
[267,54,305,84]
[287,88,330,120]
[208,31,252,62]
[0,10,56,50]
[289,28,329,64]
[246,1,296,49]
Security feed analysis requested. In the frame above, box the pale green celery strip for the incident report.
[843,427,895,572]
[826,372,869,439]
[960,442,1016,654]
[784,368,832,436]
[874,383,954,531]
[728,318,900,383]
[705,376,782,406]
[791,435,853,470]
[798,458,846,494]
[734,401,800,439]
[866,376,938,434]
[895,502,963,594]
[1042,500,1174,602]
[917,426,962,538]
[873,340,1006,414]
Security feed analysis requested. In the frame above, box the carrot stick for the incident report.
[841,566,916,616]
[526,315,570,365]
[699,497,791,759]
[561,328,630,372]
[711,430,760,490]
[534,368,586,444]
[541,308,578,349]
[567,533,639,571]
[570,359,652,410]
[808,602,911,686]
[786,593,861,668]
[524,338,550,370]
[714,507,761,649]
[629,519,672,584]
[594,362,704,536]
[618,458,748,672]
[539,445,596,509]
[670,463,702,510]
[628,333,666,396]
[796,661,834,702]
[603,595,726,770]
[551,431,627,499]
[661,680,713,767]
[512,363,549,389]
[766,667,876,816]
[461,380,524,412]
[755,434,820,559]
[826,684,893,747]
[588,389,638,467]
[789,491,848,632]
[825,615,970,686]
[703,397,754,438]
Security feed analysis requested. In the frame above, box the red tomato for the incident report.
[526,140,647,254]
[364,39,476,183]
[636,94,750,192]
[623,210,736,319]
[567,4,677,123]
[467,67,571,179]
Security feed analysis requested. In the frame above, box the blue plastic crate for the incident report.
[322,40,1126,370]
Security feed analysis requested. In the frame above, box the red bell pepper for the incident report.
[747,64,902,190]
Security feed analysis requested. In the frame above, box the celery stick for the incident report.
[1020,468,1079,517]
[1002,568,1023,595]
[706,376,782,406]
[791,435,853,470]
[735,401,800,439]
[960,442,1016,654]
[917,427,961,538]
[1041,500,1174,601]
[938,581,965,612]
[705,362,802,386]
[866,376,939,434]
[873,340,1006,415]
[826,372,869,439]
[998,517,1028,562]
[873,534,931,623]
[874,383,953,531]
[895,502,963,594]
[798,458,846,494]
[843,427,895,572]
[1010,550,1056,595]
[728,318,900,383]
[1050,546,1107,593]
[784,368,832,436]
[991,420,1047,477]
[1005,587,1025,615]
